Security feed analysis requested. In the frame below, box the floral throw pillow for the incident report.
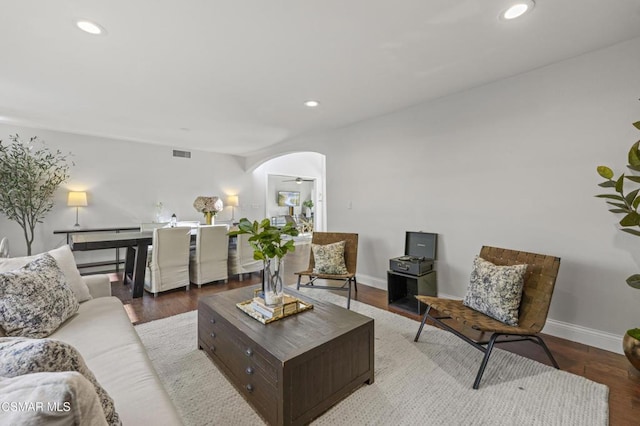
[0,253,79,338]
[312,241,348,275]
[463,256,528,326]
[0,337,120,426]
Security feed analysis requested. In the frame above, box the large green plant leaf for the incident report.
[626,175,640,183]
[598,181,616,188]
[621,228,640,237]
[620,212,640,227]
[626,274,640,289]
[597,166,614,179]
[596,194,625,201]
[625,188,640,206]
[628,141,640,171]
[609,208,628,213]
[606,201,629,211]
[615,174,625,192]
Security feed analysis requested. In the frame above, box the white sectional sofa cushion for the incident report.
[0,252,183,425]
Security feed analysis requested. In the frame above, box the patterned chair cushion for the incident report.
[0,337,120,426]
[312,241,348,275]
[463,256,528,326]
[0,253,79,338]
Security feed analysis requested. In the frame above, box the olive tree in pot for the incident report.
[0,135,72,255]
[595,117,640,371]
[229,218,299,306]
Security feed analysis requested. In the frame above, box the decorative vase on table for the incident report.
[204,211,214,225]
[263,256,284,306]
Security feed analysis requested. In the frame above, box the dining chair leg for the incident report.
[296,275,302,290]
[531,335,560,369]
[353,276,358,292]
[347,280,351,310]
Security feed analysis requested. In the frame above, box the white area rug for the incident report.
[135,290,609,425]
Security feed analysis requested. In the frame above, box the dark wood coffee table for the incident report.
[198,286,374,426]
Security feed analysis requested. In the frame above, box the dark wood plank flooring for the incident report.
[108,243,640,425]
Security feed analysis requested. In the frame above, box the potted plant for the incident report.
[229,218,299,306]
[0,135,72,255]
[302,199,314,217]
[595,115,640,370]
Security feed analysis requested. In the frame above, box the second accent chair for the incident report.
[189,224,229,287]
[295,232,358,309]
[414,245,561,389]
[144,227,191,296]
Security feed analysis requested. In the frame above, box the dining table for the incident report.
[71,231,154,298]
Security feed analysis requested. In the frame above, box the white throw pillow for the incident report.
[0,245,92,302]
[0,372,109,426]
[0,253,79,338]
[0,337,121,426]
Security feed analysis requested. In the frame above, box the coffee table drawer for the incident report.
[198,307,278,424]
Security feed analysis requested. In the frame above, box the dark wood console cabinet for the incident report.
[387,270,437,314]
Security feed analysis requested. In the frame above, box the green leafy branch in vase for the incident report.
[596,118,640,289]
[228,218,299,261]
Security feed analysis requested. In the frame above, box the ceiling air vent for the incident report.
[172,149,191,159]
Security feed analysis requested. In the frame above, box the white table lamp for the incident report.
[68,191,88,227]
[226,195,239,222]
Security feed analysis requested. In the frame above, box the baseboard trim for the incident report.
[357,275,624,355]
[542,319,623,355]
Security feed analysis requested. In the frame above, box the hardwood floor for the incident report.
[108,243,639,425]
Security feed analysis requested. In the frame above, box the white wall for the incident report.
[250,37,640,353]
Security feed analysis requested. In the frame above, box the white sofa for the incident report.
[0,250,183,425]
[50,274,183,425]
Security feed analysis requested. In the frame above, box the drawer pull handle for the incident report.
[209,345,215,352]
[246,367,254,375]
[245,348,253,357]
[210,332,216,338]
[210,318,216,324]
[246,384,254,393]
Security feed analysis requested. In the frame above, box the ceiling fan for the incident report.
[284,177,314,184]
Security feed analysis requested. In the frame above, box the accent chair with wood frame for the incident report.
[414,245,561,389]
[295,232,358,309]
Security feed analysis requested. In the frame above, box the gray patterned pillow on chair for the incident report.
[0,337,121,426]
[0,253,79,338]
[463,256,528,326]
[312,241,348,275]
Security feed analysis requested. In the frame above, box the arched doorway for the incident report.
[253,152,326,231]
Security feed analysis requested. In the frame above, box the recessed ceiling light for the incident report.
[501,1,535,20]
[304,100,320,108]
[76,20,106,35]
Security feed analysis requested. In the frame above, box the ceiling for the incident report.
[1,1,640,156]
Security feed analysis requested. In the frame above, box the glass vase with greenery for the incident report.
[0,135,72,255]
[229,218,299,305]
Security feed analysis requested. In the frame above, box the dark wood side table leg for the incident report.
[132,242,148,298]
[124,246,136,285]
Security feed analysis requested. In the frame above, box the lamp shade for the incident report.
[67,191,88,207]
[226,195,239,207]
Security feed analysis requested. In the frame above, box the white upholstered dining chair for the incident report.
[189,224,229,287]
[228,233,263,281]
[144,227,191,296]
